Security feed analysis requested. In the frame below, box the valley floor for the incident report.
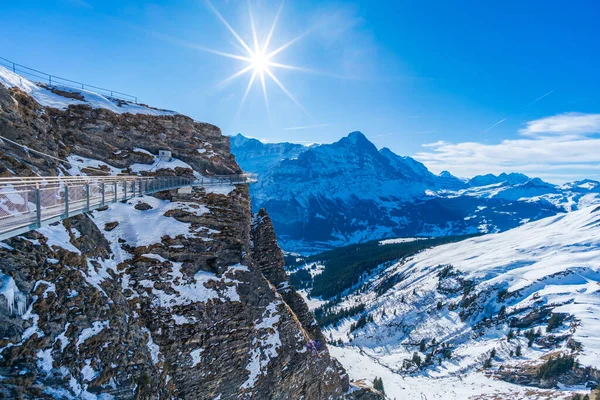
[333,346,587,400]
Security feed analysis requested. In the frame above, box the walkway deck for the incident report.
[0,174,257,242]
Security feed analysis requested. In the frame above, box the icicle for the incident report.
[15,292,27,316]
[0,273,25,316]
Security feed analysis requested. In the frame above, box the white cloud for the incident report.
[414,113,600,183]
[520,112,600,136]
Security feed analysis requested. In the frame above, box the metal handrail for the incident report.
[0,173,257,242]
[0,56,138,103]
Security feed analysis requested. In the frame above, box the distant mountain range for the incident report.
[231,132,600,253]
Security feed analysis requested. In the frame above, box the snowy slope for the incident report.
[320,206,600,398]
[0,66,177,116]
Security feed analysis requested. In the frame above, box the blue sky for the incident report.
[2,0,600,182]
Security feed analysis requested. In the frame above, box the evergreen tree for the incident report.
[499,305,507,317]
[507,329,515,341]
[483,357,493,369]
[515,345,522,357]
[373,377,385,393]
[412,352,422,368]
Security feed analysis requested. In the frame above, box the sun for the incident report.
[251,51,269,74]
[202,0,314,120]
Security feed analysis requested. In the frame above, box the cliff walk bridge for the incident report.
[0,174,257,242]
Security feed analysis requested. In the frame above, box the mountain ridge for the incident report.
[231,133,599,253]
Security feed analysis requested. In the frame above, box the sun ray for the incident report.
[260,71,270,117]
[217,64,254,88]
[241,70,257,107]
[205,0,255,56]
[195,46,252,62]
[265,68,315,122]
[263,1,284,53]
[266,27,314,59]
[268,62,351,79]
[248,1,260,53]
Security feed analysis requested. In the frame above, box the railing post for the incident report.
[138,180,142,196]
[49,75,52,86]
[35,186,42,228]
[101,182,105,206]
[65,185,69,218]
[114,182,117,203]
[85,184,90,211]
[123,180,127,200]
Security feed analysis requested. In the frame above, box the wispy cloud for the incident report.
[284,123,332,131]
[414,113,600,183]
[527,89,555,106]
[520,112,600,137]
[483,117,509,134]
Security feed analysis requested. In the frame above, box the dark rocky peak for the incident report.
[498,172,530,185]
[469,172,533,187]
[436,170,467,189]
[468,173,502,187]
[522,177,556,189]
[335,131,378,151]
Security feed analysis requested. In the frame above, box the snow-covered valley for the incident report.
[294,206,600,398]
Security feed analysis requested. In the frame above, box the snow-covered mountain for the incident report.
[297,206,600,398]
[231,132,600,253]
[229,133,310,176]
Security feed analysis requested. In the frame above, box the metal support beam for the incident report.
[85,184,90,212]
[65,185,69,218]
[35,187,41,228]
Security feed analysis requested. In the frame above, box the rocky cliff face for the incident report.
[0,70,379,399]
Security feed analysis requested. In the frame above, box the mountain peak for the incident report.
[347,131,369,143]
[332,131,379,154]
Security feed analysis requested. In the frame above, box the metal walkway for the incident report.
[0,174,257,242]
